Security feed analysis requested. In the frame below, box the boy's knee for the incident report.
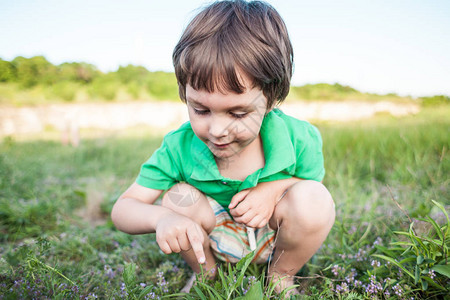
[162,183,216,233]
[273,180,335,233]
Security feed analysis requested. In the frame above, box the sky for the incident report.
[1,0,449,97]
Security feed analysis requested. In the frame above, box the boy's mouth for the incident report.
[211,142,232,149]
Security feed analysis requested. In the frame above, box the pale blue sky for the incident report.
[1,0,449,97]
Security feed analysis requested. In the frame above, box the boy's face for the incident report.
[186,79,269,161]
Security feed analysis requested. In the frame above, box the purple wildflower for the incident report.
[120,282,128,297]
[335,282,350,294]
[104,265,116,279]
[392,283,403,297]
[157,272,169,293]
[371,260,381,268]
[365,275,382,296]
[373,237,383,246]
[331,265,344,277]
[144,291,158,299]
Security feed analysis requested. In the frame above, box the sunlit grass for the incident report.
[0,106,448,299]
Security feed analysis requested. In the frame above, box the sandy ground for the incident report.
[0,100,420,136]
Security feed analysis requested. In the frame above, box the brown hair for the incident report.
[173,0,293,108]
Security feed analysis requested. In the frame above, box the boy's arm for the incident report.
[111,182,167,234]
[111,183,206,264]
[229,177,303,228]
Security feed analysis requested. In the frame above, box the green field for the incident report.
[0,106,449,299]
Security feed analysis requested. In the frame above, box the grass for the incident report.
[0,106,449,299]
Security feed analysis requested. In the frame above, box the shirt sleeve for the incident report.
[295,124,325,181]
[135,137,183,190]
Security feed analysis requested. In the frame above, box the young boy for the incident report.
[111,0,335,295]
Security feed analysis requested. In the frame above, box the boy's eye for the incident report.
[193,108,209,115]
[230,112,248,119]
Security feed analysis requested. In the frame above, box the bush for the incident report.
[88,73,121,101]
[48,81,81,102]
[420,95,450,107]
[290,83,359,101]
[146,72,179,101]
[0,59,17,82]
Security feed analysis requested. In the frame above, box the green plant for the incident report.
[372,200,450,297]
[186,251,298,300]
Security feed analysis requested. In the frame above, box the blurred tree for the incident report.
[0,59,17,82]
[59,62,99,83]
[50,81,81,102]
[291,83,359,100]
[420,95,450,106]
[117,64,149,84]
[11,56,58,87]
[146,71,179,100]
[88,72,121,100]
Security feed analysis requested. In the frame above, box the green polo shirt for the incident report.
[136,108,325,210]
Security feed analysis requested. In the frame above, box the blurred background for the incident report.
[0,0,449,135]
[1,2,449,298]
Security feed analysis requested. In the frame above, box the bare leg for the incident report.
[161,183,217,274]
[268,180,335,295]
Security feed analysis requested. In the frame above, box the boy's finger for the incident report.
[246,215,263,228]
[177,234,191,251]
[229,189,250,209]
[167,239,182,253]
[158,240,172,255]
[187,226,206,264]
[232,210,255,225]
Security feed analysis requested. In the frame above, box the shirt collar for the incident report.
[189,109,295,181]
[190,134,222,181]
[260,109,296,177]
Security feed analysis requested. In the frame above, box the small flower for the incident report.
[428,270,436,279]
[172,265,180,273]
[140,283,147,287]
[365,275,382,295]
[392,283,403,297]
[104,265,116,279]
[247,276,257,286]
[373,237,383,246]
[157,272,169,293]
[371,260,381,268]
[331,265,344,277]
[335,282,349,294]
[145,291,157,299]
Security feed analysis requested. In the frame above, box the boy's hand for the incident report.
[228,182,279,228]
[155,212,206,264]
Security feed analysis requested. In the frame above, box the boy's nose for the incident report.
[208,116,230,139]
